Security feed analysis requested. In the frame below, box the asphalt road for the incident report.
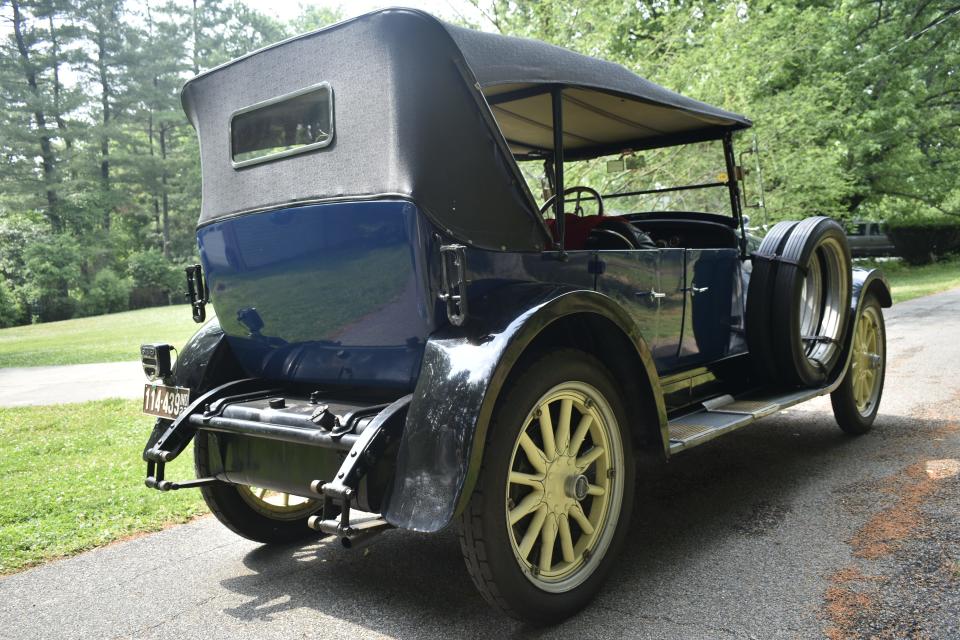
[0,361,143,407]
[2,289,959,640]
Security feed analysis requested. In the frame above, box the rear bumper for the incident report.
[144,381,408,515]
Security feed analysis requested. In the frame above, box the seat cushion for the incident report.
[545,214,604,250]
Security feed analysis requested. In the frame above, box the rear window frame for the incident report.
[229,81,335,169]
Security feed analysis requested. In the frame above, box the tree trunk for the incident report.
[11,0,62,233]
[97,22,111,230]
[149,107,162,245]
[160,125,171,259]
[192,0,201,75]
[48,13,72,151]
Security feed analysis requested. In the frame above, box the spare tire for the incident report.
[745,220,799,380]
[770,216,852,387]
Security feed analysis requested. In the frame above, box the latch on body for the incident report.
[438,244,469,326]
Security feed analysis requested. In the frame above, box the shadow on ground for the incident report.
[215,404,952,639]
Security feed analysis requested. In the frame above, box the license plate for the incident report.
[142,384,191,420]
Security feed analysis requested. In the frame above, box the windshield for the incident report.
[518,140,732,218]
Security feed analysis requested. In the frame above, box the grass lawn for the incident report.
[858,256,960,304]
[0,305,202,368]
[0,399,206,574]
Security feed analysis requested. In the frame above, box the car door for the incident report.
[677,248,745,365]
[596,248,685,373]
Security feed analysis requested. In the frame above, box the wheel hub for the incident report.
[567,474,590,502]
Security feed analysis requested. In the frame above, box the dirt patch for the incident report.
[824,426,960,638]
[823,567,881,640]
[848,417,958,560]
[850,463,935,559]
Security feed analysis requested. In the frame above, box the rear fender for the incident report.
[142,318,244,460]
[383,284,665,533]
[170,318,235,391]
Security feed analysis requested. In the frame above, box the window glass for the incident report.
[231,83,333,167]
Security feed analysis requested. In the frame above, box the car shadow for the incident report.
[216,407,940,638]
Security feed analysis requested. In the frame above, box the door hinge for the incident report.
[439,244,469,327]
[185,264,207,323]
[588,256,606,275]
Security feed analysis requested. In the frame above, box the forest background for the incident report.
[0,0,957,326]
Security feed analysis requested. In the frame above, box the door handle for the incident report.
[635,290,666,300]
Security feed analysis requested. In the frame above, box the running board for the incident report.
[668,386,830,454]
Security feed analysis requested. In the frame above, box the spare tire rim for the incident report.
[237,486,317,520]
[505,381,624,593]
[798,237,849,370]
[850,305,883,416]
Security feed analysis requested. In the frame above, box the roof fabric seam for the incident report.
[561,93,667,136]
[492,104,603,146]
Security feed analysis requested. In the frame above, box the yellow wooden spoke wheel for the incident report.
[194,432,324,543]
[505,382,624,592]
[831,294,886,434]
[237,485,318,520]
[850,305,883,417]
[459,350,634,624]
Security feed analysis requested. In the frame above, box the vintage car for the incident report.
[139,8,890,624]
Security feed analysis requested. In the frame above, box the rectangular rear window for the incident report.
[230,82,333,168]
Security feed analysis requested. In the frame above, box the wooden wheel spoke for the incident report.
[518,432,547,474]
[576,446,604,471]
[539,516,557,572]
[539,408,556,460]
[509,471,544,489]
[556,398,573,454]
[569,502,594,535]
[586,483,606,497]
[558,516,575,563]
[518,506,548,558]
[569,414,593,455]
[509,489,544,525]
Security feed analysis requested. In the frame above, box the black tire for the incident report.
[770,217,852,386]
[746,220,799,380]
[194,432,325,544]
[458,349,635,625]
[831,294,886,434]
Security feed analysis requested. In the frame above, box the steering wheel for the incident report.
[539,185,604,218]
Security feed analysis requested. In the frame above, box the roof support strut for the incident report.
[722,132,747,257]
[552,86,565,252]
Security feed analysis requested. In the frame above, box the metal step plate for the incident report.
[667,384,833,454]
[668,410,752,450]
[668,423,715,443]
[708,399,779,418]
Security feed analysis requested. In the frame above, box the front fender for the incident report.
[852,266,892,311]
[383,283,664,532]
[827,266,892,388]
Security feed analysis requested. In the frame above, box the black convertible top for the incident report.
[443,23,751,157]
[182,8,750,248]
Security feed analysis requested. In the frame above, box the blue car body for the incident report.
[141,8,891,538]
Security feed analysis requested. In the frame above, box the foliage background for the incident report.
[1,0,957,326]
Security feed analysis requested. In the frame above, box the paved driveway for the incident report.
[2,289,959,639]
[0,361,143,407]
